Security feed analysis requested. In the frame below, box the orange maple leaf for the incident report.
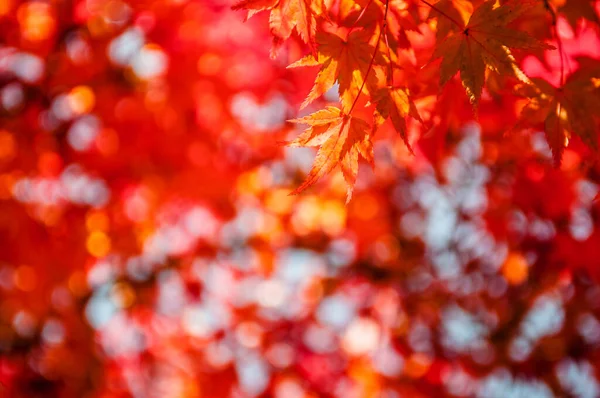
[382,0,424,55]
[430,0,555,111]
[428,0,474,42]
[371,86,423,152]
[516,72,600,166]
[288,29,385,112]
[232,0,324,56]
[288,106,373,201]
[337,0,423,51]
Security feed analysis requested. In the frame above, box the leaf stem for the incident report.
[383,25,394,86]
[544,0,565,86]
[349,0,390,114]
[349,0,375,31]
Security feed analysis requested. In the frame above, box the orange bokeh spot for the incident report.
[502,252,529,285]
[68,86,96,115]
[352,194,380,220]
[303,278,324,304]
[560,149,580,172]
[265,189,294,215]
[87,16,109,37]
[86,211,109,232]
[236,171,263,195]
[291,197,321,235]
[86,231,111,258]
[320,200,347,236]
[291,197,347,236]
[0,0,13,16]
[404,353,433,378]
[0,130,16,162]
[18,2,56,42]
[197,53,222,76]
[349,360,380,396]
[14,265,37,292]
[0,173,17,200]
[68,271,87,297]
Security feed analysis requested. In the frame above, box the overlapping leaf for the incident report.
[553,0,600,31]
[288,107,373,200]
[385,0,424,52]
[428,0,474,41]
[516,67,600,165]
[288,29,385,112]
[232,0,324,56]
[431,0,555,111]
[371,86,423,151]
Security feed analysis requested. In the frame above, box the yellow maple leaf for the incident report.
[431,0,555,111]
[288,106,373,201]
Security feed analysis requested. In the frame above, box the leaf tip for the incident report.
[345,189,354,204]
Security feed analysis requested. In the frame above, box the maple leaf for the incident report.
[553,0,600,31]
[287,106,373,201]
[371,86,423,151]
[516,71,600,165]
[232,0,324,56]
[385,0,424,51]
[430,0,555,111]
[339,0,380,27]
[288,29,385,112]
[396,0,427,27]
[340,0,422,51]
[427,0,474,42]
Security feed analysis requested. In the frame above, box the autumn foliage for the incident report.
[234,0,600,198]
[1,0,600,397]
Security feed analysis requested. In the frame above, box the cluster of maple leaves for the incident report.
[234,0,600,198]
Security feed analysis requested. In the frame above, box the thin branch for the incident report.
[384,26,394,86]
[348,0,390,114]
[349,0,375,31]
